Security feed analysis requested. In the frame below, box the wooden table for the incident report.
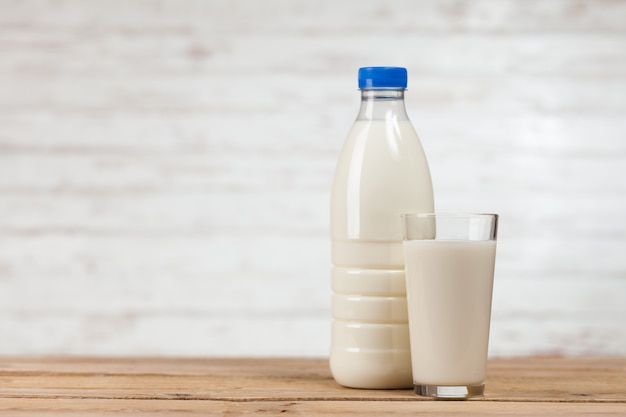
[0,356,624,416]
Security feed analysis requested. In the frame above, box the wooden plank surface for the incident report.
[0,398,625,417]
[0,357,624,415]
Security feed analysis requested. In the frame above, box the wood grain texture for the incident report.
[0,0,626,357]
[0,357,625,416]
[0,356,625,402]
[1,399,625,417]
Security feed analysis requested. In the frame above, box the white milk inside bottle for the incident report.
[330,67,434,389]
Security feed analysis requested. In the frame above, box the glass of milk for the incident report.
[402,213,499,400]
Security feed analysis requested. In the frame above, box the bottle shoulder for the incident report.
[341,120,424,160]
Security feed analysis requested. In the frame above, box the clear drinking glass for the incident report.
[402,213,499,400]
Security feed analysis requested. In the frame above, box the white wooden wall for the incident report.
[1,0,625,357]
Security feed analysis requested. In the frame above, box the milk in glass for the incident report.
[403,240,496,386]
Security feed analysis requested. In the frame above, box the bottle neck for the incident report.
[356,89,409,121]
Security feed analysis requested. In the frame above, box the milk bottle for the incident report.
[330,67,434,389]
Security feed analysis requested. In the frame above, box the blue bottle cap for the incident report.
[358,66,407,89]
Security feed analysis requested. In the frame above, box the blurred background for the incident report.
[1,0,625,357]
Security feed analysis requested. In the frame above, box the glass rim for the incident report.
[402,212,499,241]
[401,213,499,220]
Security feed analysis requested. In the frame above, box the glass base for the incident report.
[414,383,484,400]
